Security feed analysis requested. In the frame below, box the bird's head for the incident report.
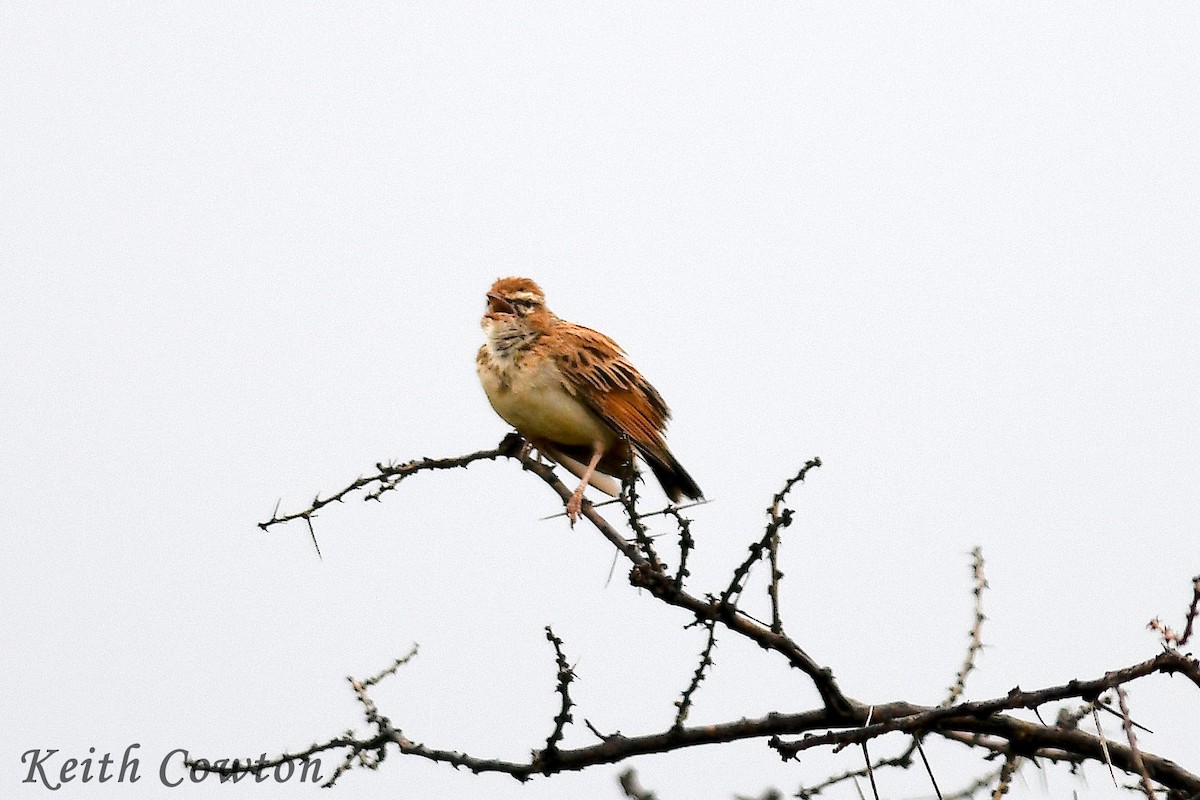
[482,277,553,334]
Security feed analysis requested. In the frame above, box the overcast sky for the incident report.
[3,4,1198,799]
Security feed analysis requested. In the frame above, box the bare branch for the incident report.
[990,752,1019,799]
[797,747,915,800]
[764,459,820,633]
[1116,686,1158,800]
[767,527,783,634]
[674,620,718,727]
[361,644,420,689]
[770,650,1200,792]
[259,434,524,532]
[248,444,1200,797]
[944,546,987,706]
[663,504,695,591]
[584,718,616,742]
[1149,575,1200,648]
[618,464,665,571]
[542,626,576,756]
[720,458,821,612]
[628,560,851,715]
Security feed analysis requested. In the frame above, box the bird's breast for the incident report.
[479,355,614,447]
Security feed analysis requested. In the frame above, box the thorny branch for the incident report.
[991,752,1020,800]
[720,458,821,613]
[257,434,526,533]
[802,547,991,799]
[1149,575,1200,648]
[619,463,665,571]
[945,546,988,707]
[206,438,1200,797]
[542,626,575,756]
[1116,686,1156,800]
[673,619,718,728]
[664,503,695,592]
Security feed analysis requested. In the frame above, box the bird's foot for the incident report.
[565,488,586,527]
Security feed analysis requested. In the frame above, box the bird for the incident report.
[476,276,702,523]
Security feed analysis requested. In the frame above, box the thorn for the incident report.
[1093,706,1117,787]
[306,516,323,561]
[539,497,622,521]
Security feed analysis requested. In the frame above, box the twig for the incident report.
[944,547,987,706]
[185,645,420,788]
[663,504,695,591]
[763,460,819,633]
[361,644,419,689]
[797,746,917,799]
[259,435,524,533]
[542,626,576,756]
[720,457,821,612]
[1116,686,1157,800]
[1148,575,1200,648]
[619,462,664,571]
[767,526,783,634]
[584,719,616,742]
[674,620,718,727]
[991,752,1019,799]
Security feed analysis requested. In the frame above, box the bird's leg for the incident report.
[566,445,605,526]
[520,437,551,465]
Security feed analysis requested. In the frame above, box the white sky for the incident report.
[2,3,1198,799]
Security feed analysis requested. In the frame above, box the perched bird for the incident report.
[476,277,702,523]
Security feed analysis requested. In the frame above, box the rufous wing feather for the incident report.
[552,324,703,502]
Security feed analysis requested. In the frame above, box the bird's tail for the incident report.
[636,443,703,504]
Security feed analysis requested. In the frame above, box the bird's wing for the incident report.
[549,322,672,454]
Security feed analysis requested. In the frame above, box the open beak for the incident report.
[487,292,514,314]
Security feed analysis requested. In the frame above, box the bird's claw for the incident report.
[565,490,585,527]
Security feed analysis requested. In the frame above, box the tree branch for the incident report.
[239,441,1200,797]
[542,626,576,757]
[1149,575,1200,648]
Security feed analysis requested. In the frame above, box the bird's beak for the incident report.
[487,292,514,314]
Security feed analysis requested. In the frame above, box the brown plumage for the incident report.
[476,277,702,521]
